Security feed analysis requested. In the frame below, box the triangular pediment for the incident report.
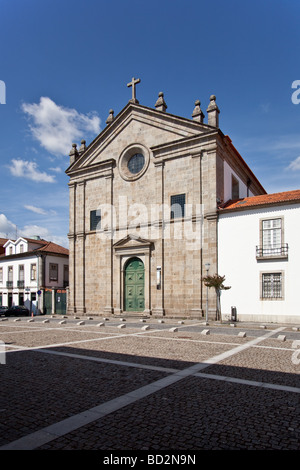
[113,233,153,250]
[66,102,214,175]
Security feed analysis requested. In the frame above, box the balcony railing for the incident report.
[256,243,288,259]
[17,280,25,288]
[6,281,13,288]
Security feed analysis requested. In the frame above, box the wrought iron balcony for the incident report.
[17,280,25,288]
[6,281,13,288]
[256,243,288,259]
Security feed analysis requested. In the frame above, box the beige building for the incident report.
[66,79,266,318]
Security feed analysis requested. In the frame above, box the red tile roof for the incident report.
[0,239,68,258]
[34,241,69,256]
[220,189,300,212]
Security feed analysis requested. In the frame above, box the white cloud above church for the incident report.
[21,97,101,156]
[9,159,56,183]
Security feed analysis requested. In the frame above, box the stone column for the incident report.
[189,152,203,318]
[152,161,165,316]
[104,174,114,314]
[67,182,76,314]
[202,147,218,319]
[75,181,86,315]
[51,288,56,315]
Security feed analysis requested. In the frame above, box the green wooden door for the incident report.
[124,258,145,312]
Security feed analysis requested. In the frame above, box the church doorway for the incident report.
[124,257,145,312]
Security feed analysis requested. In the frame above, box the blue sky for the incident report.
[1,0,300,247]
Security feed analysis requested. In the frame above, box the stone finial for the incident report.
[69,143,79,165]
[155,92,167,112]
[79,139,86,155]
[192,100,205,123]
[106,109,114,125]
[206,95,220,128]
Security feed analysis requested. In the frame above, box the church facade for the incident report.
[66,80,266,318]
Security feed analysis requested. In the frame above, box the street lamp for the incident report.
[205,262,210,324]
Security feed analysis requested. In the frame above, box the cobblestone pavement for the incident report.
[0,315,299,452]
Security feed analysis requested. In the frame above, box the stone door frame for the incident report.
[113,235,153,315]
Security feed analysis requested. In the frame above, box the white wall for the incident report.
[218,203,300,323]
[223,161,254,202]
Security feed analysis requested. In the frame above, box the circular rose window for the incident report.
[118,144,149,181]
[128,153,145,174]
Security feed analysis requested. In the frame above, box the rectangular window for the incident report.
[90,209,101,231]
[8,266,13,282]
[262,273,282,299]
[231,175,239,199]
[19,265,24,281]
[7,266,13,288]
[262,218,282,249]
[170,194,185,219]
[0,267,2,283]
[49,263,58,281]
[18,265,25,288]
[31,264,37,281]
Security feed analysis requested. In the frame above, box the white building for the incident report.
[218,190,300,324]
[0,236,69,315]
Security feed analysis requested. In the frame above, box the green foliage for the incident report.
[202,274,231,321]
[202,274,231,292]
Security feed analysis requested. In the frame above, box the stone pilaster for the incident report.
[152,161,165,316]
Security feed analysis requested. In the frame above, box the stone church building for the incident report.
[66,79,265,318]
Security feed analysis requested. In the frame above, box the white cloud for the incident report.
[49,166,62,173]
[21,96,101,156]
[287,156,300,171]
[10,159,56,183]
[24,205,47,215]
[21,224,68,248]
[0,214,17,238]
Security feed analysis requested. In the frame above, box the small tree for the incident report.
[202,274,231,321]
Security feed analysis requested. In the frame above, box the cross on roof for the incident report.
[127,77,141,104]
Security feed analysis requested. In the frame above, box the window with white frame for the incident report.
[262,273,283,299]
[257,217,288,258]
[0,267,3,283]
[262,218,282,249]
[30,263,36,281]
